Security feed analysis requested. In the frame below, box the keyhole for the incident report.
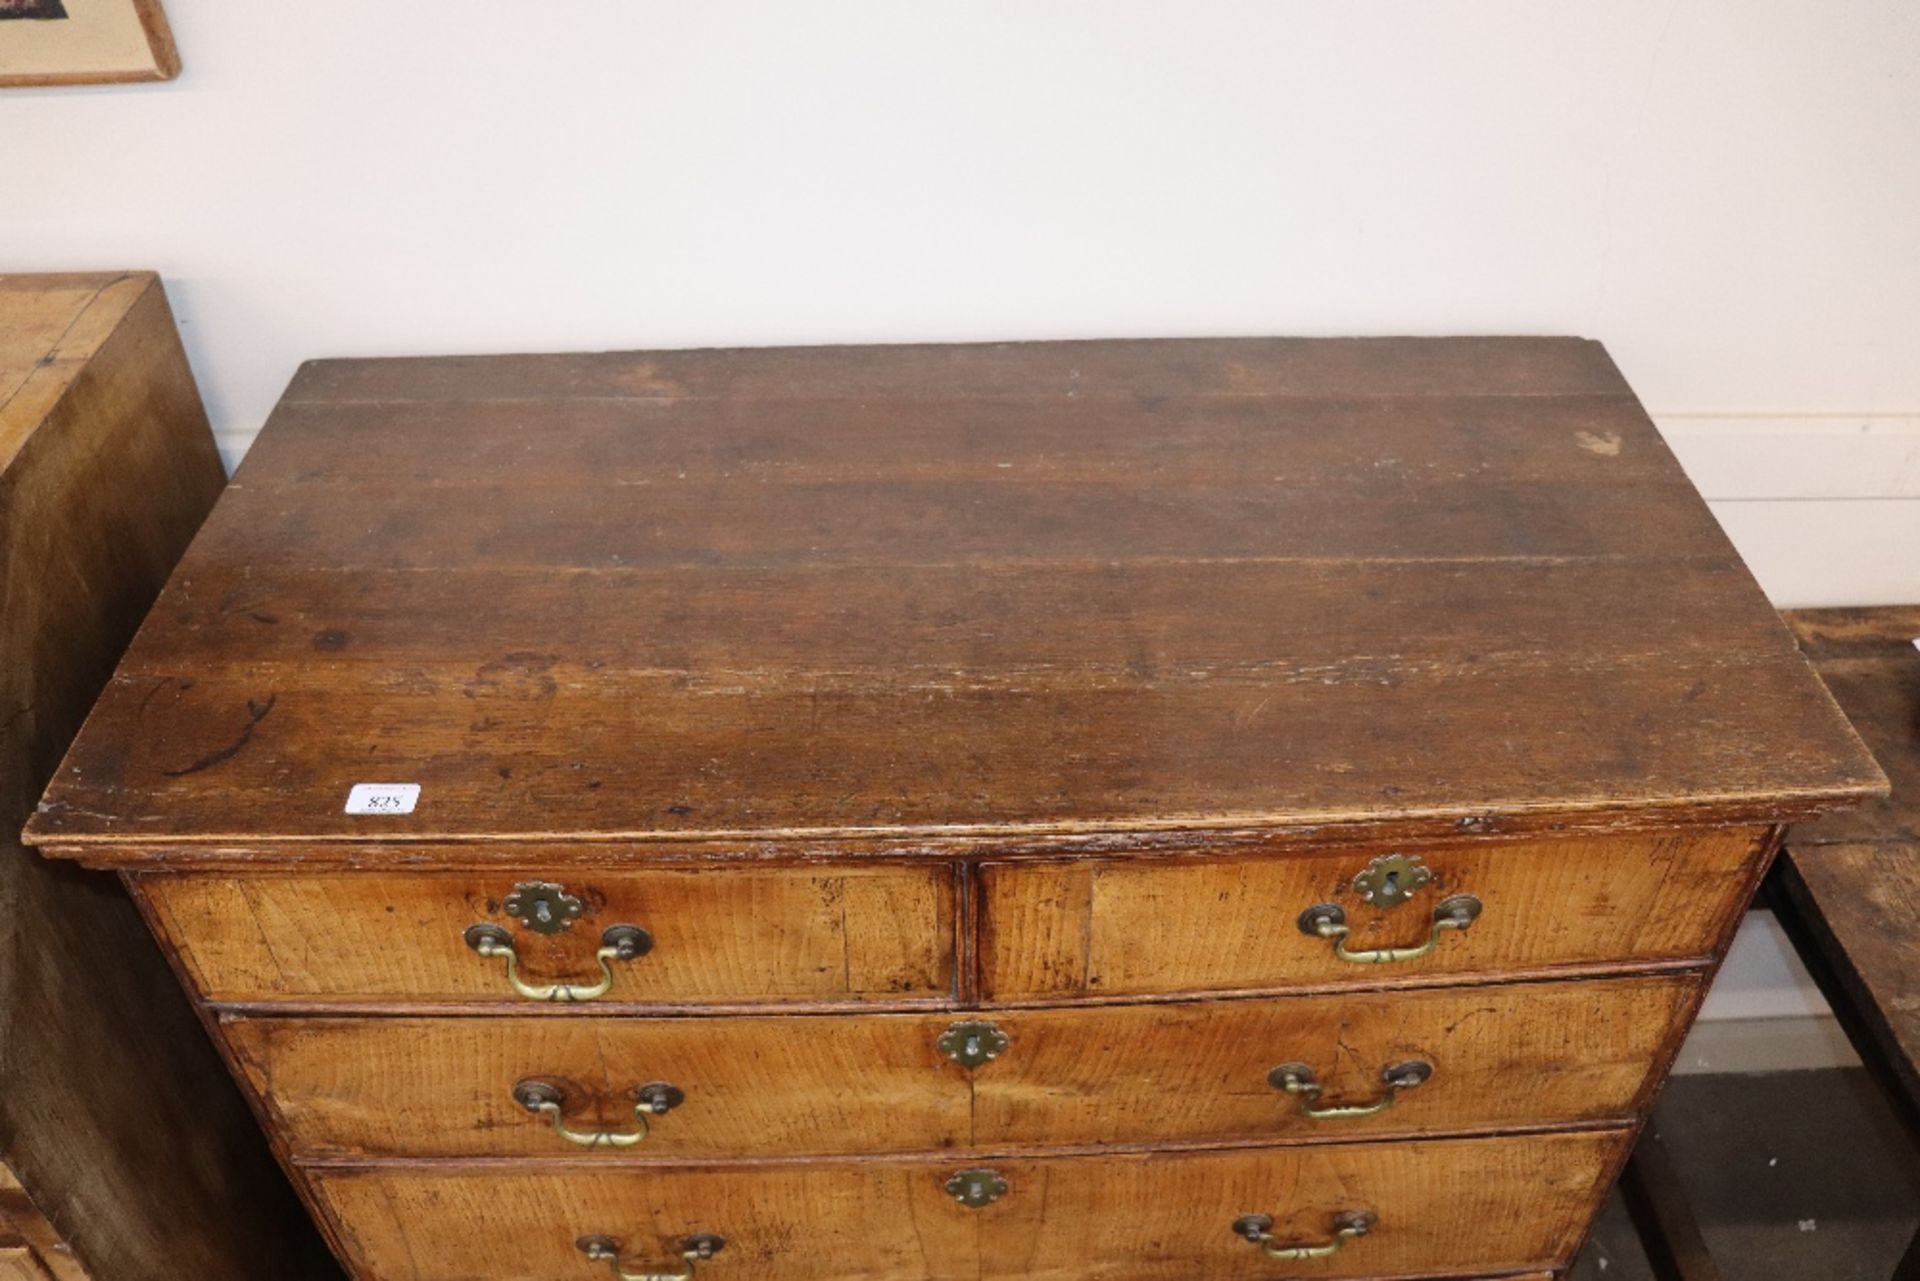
[964,1034,982,1059]
[1384,871,1400,896]
[535,900,553,925]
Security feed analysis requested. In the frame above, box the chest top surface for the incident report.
[25,337,1883,855]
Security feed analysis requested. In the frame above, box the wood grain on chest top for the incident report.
[24,338,1881,859]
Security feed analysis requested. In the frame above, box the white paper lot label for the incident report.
[344,783,420,815]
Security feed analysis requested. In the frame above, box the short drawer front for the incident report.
[981,828,1766,1000]
[228,974,1690,1161]
[138,865,954,1006]
[309,1130,1626,1280]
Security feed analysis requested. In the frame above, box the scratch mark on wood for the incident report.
[136,674,176,719]
[162,694,276,777]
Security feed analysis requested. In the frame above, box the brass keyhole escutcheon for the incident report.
[503,880,585,935]
[944,1168,1008,1209]
[937,1021,1009,1069]
[1351,853,1432,909]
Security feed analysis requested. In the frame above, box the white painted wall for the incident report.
[6,1,1916,1027]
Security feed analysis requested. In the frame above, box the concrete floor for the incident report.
[1569,1069,1919,1280]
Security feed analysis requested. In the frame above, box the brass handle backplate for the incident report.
[513,1079,683,1147]
[1268,1059,1432,1119]
[578,1233,723,1281]
[464,922,651,1001]
[1297,894,1481,964]
[1233,1210,1376,1260]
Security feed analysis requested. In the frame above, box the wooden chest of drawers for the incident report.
[26,338,1882,1280]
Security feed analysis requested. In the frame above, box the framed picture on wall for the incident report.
[0,0,177,86]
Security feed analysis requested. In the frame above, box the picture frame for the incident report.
[0,0,178,87]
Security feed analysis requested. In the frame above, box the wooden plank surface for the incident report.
[1774,607,1920,1123]
[307,1129,1625,1281]
[25,338,1881,854]
[275,335,1636,403]
[1773,843,1920,1124]
[0,273,339,1280]
[1784,605,1920,847]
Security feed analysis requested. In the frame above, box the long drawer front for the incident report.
[230,974,1693,1160]
[308,1130,1628,1280]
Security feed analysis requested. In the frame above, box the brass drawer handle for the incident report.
[578,1234,723,1281]
[1268,1059,1432,1119]
[463,923,651,1001]
[513,1079,683,1147]
[1296,894,1481,964]
[1233,1210,1375,1260]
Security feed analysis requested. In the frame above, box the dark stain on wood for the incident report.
[160,692,276,777]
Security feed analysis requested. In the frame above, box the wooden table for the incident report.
[1618,606,1920,1281]
[24,338,1883,1281]
[0,273,336,1280]
[1776,606,1920,1279]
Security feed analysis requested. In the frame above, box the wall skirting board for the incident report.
[1673,1016,1861,1075]
[1689,909,1857,1072]
[1659,413,1920,607]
